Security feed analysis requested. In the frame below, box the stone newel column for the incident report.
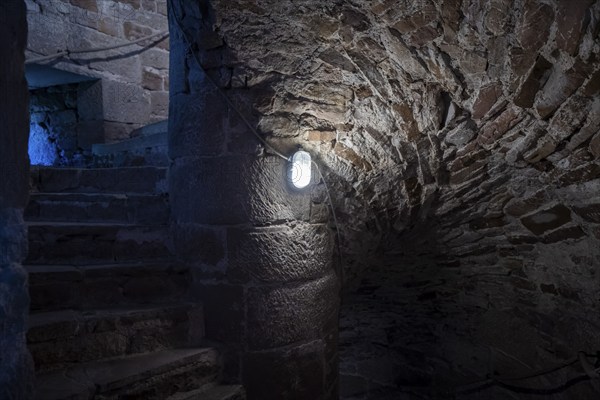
[168,1,340,399]
[0,0,35,398]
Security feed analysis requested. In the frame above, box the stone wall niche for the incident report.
[167,1,339,399]
[26,68,104,167]
[0,0,35,398]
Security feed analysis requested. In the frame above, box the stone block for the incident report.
[310,203,330,223]
[307,130,336,142]
[246,272,339,349]
[142,0,156,12]
[123,20,153,40]
[168,91,226,158]
[472,83,502,120]
[29,90,65,113]
[445,120,476,146]
[70,0,98,12]
[333,142,372,171]
[28,304,202,371]
[97,18,121,37]
[169,155,311,225]
[504,191,546,217]
[516,2,553,54]
[542,224,586,244]
[513,56,552,109]
[457,50,487,75]
[572,203,600,223]
[77,81,103,121]
[103,121,141,142]
[556,0,594,56]
[89,55,142,85]
[150,90,169,118]
[257,114,301,138]
[170,223,225,265]
[129,8,168,31]
[478,106,522,148]
[141,48,169,70]
[35,165,167,194]
[143,68,163,90]
[77,120,104,149]
[27,12,68,56]
[66,22,115,55]
[120,274,187,305]
[535,64,589,119]
[102,80,151,124]
[227,223,332,284]
[243,340,326,400]
[590,132,600,158]
[547,95,591,143]
[520,204,572,236]
[557,163,600,186]
[157,0,167,15]
[191,283,244,343]
[523,135,557,164]
[485,0,512,35]
[26,224,171,265]
[582,69,600,97]
[510,47,536,91]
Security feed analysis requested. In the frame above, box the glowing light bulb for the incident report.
[288,149,311,189]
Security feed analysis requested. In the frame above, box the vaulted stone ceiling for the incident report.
[193,0,600,283]
[182,1,600,397]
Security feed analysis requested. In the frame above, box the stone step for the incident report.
[34,347,222,400]
[25,192,169,225]
[30,166,167,195]
[131,119,168,138]
[27,262,189,312]
[92,131,168,168]
[28,304,205,372]
[26,222,171,265]
[167,385,246,400]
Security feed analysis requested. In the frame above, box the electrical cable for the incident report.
[313,161,345,286]
[26,30,169,64]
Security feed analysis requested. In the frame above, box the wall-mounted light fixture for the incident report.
[288,148,311,189]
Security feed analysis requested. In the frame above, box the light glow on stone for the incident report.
[288,149,311,189]
[28,123,58,166]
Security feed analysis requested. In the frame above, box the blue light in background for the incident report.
[28,123,58,166]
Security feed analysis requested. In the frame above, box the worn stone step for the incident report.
[167,385,246,400]
[30,166,167,194]
[92,131,168,168]
[27,262,189,311]
[26,222,171,265]
[25,192,169,224]
[28,304,205,372]
[34,347,222,400]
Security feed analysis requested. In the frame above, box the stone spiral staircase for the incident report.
[24,165,245,400]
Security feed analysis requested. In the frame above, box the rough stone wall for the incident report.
[0,1,35,399]
[26,0,169,142]
[164,0,599,399]
[330,0,600,398]
[168,1,340,399]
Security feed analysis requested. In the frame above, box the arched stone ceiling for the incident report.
[194,0,600,291]
[173,0,600,397]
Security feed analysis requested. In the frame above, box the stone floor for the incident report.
[338,255,600,400]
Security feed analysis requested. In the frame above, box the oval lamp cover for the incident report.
[289,150,311,189]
